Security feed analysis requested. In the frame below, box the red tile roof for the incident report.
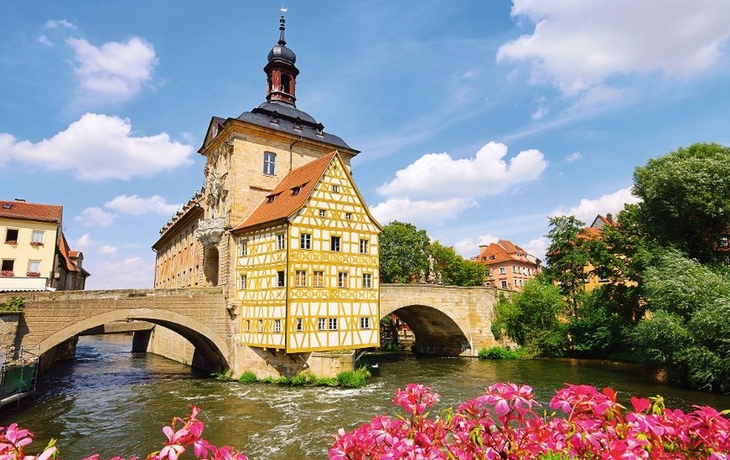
[477,239,539,265]
[0,200,63,223]
[233,151,338,232]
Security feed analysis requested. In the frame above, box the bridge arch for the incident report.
[380,284,498,356]
[37,309,231,373]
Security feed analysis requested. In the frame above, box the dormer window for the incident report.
[267,194,277,204]
[292,186,301,196]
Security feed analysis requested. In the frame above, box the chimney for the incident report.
[606,213,613,223]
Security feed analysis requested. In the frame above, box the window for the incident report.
[332,184,339,193]
[277,270,285,287]
[239,240,247,257]
[263,151,276,175]
[277,234,286,251]
[296,318,303,331]
[291,186,301,196]
[331,236,341,252]
[328,318,338,330]
[345,212,352,220]
[501,280,508,289]
[499,267,506,275]
[4,229,18,244]
[318,318,326,330]
[360,317,371,329]
[274,319,281,333]
[721,237,729,247]
[359,239,369,254]
[319,209,326,217]
[363,273,372,289]
[300,233,311,250]
[246,320,251,332]
[31,230,44,245]
[338,272,348,288]
[239,274,247,290]
[296,270,307,287]
[258,320,263,332]
[313,270,324,287]
[1,260,14,273]
[27,260,41,274]
[512,265,517,273]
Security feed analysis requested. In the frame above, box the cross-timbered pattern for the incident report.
[233,151,381,352]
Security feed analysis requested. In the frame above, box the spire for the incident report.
[265,8,299,105]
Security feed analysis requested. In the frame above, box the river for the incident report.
[2,335,729,459]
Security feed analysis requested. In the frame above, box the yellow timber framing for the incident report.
[235,153,380,353]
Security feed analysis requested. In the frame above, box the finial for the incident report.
[278,7,288,45]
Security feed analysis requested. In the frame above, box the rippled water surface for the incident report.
[2,335,729,459]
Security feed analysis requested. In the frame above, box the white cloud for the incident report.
[0,113,194,180]
[377,142,547,200]
[453,234,500,258]
[75,233,93,249]
[85,254,154,289]
[99,245,118,255]
[67,36,157,101]
[522,236,550,264]
[497,0,730,96]
[563,152,582,163]
[550,187,641,224]
[531,104,549,120]
[37,35,53,46]
[371,198,478,227]
[105,195,181,216]
[44,20,76,30]
[76,207,116,227]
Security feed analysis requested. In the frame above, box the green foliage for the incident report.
[544,216,590,317]
[336,367,371,388]
[478,346,523,359]
[567,288,628,357]
[0,296,24,312]
[632,142,730,264]
[237,371,258,383]
[492,276,568,356]
[379,221,429,283]
[427,241,488,286]
[275,376,290,385]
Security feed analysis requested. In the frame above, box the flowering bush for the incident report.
[0,270,14,277]
[0,406,248,460]
[29,242,44,247]
[26,272,41,277]
[331,382,730,459]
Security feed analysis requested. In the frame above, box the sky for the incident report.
[2,1,730,290]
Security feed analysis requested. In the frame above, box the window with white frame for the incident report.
[332,184,339,193]
[239,240,247,257]
[360,317,370,329]
[313,270,324,287]
[277,234,286,251]
[300,233,311,250]
[296,270,307,287]
[274,319,281,333]
[345,212,352,220]
[363,273,372,289]
[296,318,303,331]
[239,274,247,290]
[319,209,326,217]
[31,230,44,244]
[499,267,506,275]
[501,280,508,289]
[27,260,41,276]
[318,317,326,330]
[328,317,338,330]
[258,320,263,332]
[338,272,348,288]
[331,236,341,252]
[277,271,285,287]
[263,151,276,175]
[359,239,368,254]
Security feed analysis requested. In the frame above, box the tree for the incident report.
[492,275,567,356]
[544,215,591,318]
[632,142,730,265]
[379,221,430,283]
[427,241,488,286]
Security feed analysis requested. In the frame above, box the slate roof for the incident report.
[0,200,63,223]
[233,151,337,232]
[236,101,354,150]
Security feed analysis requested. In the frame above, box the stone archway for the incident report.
[383,305,471,356]
[204,246,219,286]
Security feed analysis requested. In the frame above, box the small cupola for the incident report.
[264,10,300,105]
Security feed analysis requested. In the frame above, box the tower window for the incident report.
[281,75,291,94]
[263,152,276,175]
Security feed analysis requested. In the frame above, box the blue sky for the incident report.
[2,1,730,289]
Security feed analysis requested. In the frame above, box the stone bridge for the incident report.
[0,284,497,377]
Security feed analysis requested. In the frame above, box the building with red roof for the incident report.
[475,239,541,291]
[1,199,89,292]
